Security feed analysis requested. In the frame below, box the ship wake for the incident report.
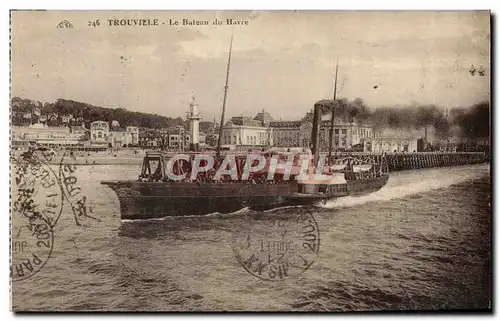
[321,165,490,209]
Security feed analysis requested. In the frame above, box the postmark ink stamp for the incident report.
[232,210,320,281]
[11,151,61,281]
[57,151,99,226]
[10,149,96,281]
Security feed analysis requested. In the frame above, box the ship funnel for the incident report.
[312,100,335,166]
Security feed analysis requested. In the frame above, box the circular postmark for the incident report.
[57,151,96,226]
[11,151,62,281]
[232,210,320,281]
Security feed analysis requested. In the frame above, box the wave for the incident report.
[121,206,252,223]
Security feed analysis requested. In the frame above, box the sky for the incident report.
[11,10,490,121]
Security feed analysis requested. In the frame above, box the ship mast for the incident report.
[327,58,339,164]
[216,32,234,159]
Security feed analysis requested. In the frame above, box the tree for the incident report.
[454,101,490,140]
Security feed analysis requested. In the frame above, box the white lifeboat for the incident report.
[353,164,373,173]
[330,164,347,172]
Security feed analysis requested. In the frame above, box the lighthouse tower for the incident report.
[187,92,202,152]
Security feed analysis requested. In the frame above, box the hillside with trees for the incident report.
[11,97,185,129]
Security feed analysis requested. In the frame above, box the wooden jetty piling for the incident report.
[326,152,489,172]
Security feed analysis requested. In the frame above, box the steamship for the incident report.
[101,35,389,220]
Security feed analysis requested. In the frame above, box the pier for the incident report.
[327,152,489,172]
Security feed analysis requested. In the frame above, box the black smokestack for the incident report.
[311,101,324,166]
[312,99,335,166]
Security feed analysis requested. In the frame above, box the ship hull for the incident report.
[347,175,389,196]
[102,175,389,220]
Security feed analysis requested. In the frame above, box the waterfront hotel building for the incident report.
[221,109,375,151]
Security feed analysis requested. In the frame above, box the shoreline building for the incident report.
[90,121,110,147]
[125,126,139,146]
[364,129,419,153]
[269,120,312,148]
[139,128,163,148]
[221,115,273,148]
[109,127,126,148]
[109,125,140,148]
[221,108,375,150]
[269,110,374,151]
[166,126,190,150]
[91,121,139,148]
[222,106,373,151]
[12,123,89,149]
